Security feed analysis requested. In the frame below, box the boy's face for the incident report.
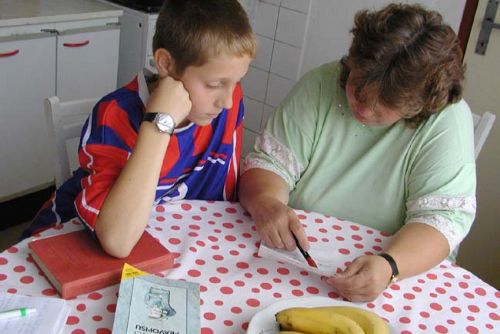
[177,53,252,126]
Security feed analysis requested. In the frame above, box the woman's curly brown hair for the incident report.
[339,3,465,128]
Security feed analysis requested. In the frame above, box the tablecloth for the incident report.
[0,200,498,333]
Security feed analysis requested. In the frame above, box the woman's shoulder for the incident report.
[285,61,341,107]
[300,61,341,85]
[428,99,474,132]
[417,99,475,162]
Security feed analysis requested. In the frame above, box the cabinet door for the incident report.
[0,33,56,200]
[57,25,119,101]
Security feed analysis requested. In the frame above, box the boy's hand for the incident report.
[146,75,192,125]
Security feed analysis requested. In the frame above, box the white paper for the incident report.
[258,243,341,276]
[0,293,69,334]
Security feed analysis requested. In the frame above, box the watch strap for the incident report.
[142,112,157,122]
[379,252,399,285]
[142,112,175,135]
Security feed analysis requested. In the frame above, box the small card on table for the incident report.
[113,272,200,334]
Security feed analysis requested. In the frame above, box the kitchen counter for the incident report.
[0,0,122,27]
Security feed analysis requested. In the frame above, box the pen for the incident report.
[292,233,318,268]
[0,307,36,321]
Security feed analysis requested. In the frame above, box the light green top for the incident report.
[244,61,476,259]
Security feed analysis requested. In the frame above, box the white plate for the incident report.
[246,296,397,334]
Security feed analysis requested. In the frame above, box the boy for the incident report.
[23,0,256,258]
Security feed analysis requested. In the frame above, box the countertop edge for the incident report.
[0,10,123,28]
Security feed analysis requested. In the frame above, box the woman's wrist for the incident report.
[378,252,400,286]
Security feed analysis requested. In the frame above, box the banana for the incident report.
[325,307,389,334]
[276,307,365,334]
[275,306,389,334]
[278,331,307,334]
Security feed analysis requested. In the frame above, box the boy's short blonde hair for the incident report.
[153,0,257,75]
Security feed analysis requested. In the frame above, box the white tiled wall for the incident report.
[241,0,311,157]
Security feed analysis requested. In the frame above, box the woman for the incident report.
[239,3,475,302]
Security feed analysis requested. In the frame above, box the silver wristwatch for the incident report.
[142,112,176,135]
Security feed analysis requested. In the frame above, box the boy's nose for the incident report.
[217,87,233,110]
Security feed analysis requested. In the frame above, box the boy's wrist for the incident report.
[143,112,176,135]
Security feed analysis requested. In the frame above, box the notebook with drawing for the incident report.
[0,293,69,334]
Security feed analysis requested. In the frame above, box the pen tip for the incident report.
[307,256,318,268]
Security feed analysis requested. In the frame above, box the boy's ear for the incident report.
[154,48,175,77]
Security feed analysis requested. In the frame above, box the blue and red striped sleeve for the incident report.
[74,98,139,230]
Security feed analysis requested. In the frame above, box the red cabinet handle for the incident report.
[63,40,90,48]
[0,49,20,58]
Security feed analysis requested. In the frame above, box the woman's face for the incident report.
[346,72,403,126]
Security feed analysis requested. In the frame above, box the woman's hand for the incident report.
[324,255,392,302]
[239,169,309,251]
[251,196,310,252]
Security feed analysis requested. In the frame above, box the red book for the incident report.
[28,229,175,299]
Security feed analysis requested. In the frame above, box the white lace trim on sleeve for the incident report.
[406,194,476,253]
[242,131,303,190]
[406,215,462,254]
[406,195,476,214]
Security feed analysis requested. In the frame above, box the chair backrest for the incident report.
[44,96,98,188]
[451,111,496,260]
[472,111,496,160]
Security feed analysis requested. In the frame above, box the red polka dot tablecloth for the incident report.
[0,200,498,334]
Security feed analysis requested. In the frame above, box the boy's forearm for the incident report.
[239,168,290,214]
[95,122,170,258]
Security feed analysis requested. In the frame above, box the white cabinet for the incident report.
[0,32,56,199]
[0,19,120,200]
[57,25,119,100]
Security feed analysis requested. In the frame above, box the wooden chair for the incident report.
[44,96,98,188]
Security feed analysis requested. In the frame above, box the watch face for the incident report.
[155,113,175,133]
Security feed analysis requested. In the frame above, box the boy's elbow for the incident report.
[95,225,134,258]
[100,239,133,258]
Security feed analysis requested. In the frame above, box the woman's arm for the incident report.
[384,222,449,279]
[239,169,309,251]
[326,222,449,302]
[239,168,289,211]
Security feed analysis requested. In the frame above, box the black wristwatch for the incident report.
[142,112,176,135]
[379,252,399,285]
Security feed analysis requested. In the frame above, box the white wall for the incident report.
[241,0,313,157]
[301,0,466,75]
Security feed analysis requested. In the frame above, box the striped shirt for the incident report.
[23,71,244,238]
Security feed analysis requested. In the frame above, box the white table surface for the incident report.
[0,200,498,333]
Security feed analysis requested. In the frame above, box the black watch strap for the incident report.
[379,252,399,285]
[142,112,157,122]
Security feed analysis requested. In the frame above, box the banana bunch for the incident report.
[275,306,389,334]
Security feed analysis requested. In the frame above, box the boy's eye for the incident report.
[207,82,222,88]
[207,82,223,88]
